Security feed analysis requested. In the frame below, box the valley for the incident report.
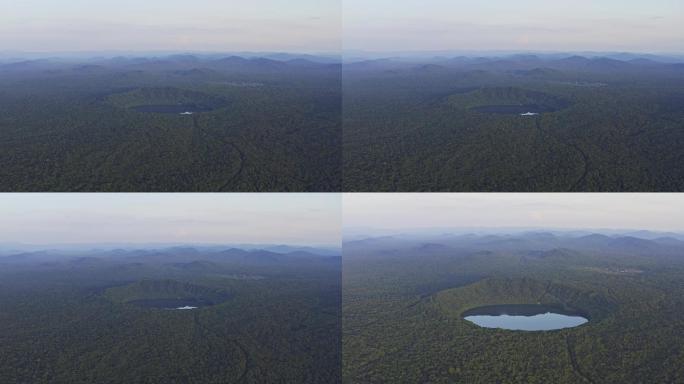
[0,246,342,383]
[342,231,684,383]
[343,55,684,191]
[0,55,342,191]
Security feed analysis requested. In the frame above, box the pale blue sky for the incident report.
[0,194,341,246]
[344,0,684,53]
[344,194,684,232]
[0,0,340,53]
[4,1,679,54]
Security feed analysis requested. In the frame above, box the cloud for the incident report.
[0,194,341,246]
[343,2,684,52]
[0,16,339,52]
[343,194,684,232]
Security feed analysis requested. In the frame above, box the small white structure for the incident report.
[179,111,194,115]
[520,112,539,116]
[176,306,198,310]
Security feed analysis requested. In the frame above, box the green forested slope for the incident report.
[343,236,684,383]
[0,57,341,191]
[343,63,684,191]
[0,248,341,383]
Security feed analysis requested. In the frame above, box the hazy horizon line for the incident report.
[343,226,684,236]
[0,241,342,251]
[0,49,341,57]
[344,48,684,54]
[342,49,684,59]
[4,49,684,59]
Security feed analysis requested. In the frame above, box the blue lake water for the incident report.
[128,298,216,309]
[131,104,216,114]
[470,104,562,115]
[463,304,588,331]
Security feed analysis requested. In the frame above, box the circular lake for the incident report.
[128,298,217,310]
[463,304,588,331]
[131,104,217,114]
[470,104,560,115]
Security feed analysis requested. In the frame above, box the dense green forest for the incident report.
[0,54,341,191]
[343,232,684,383]
[343,55,684,191]
[0,246,341,383]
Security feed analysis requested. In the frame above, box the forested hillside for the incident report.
[0,246,342,383]
[0,55,341,191]
[343,55,684,191]
[343,232,684,383]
